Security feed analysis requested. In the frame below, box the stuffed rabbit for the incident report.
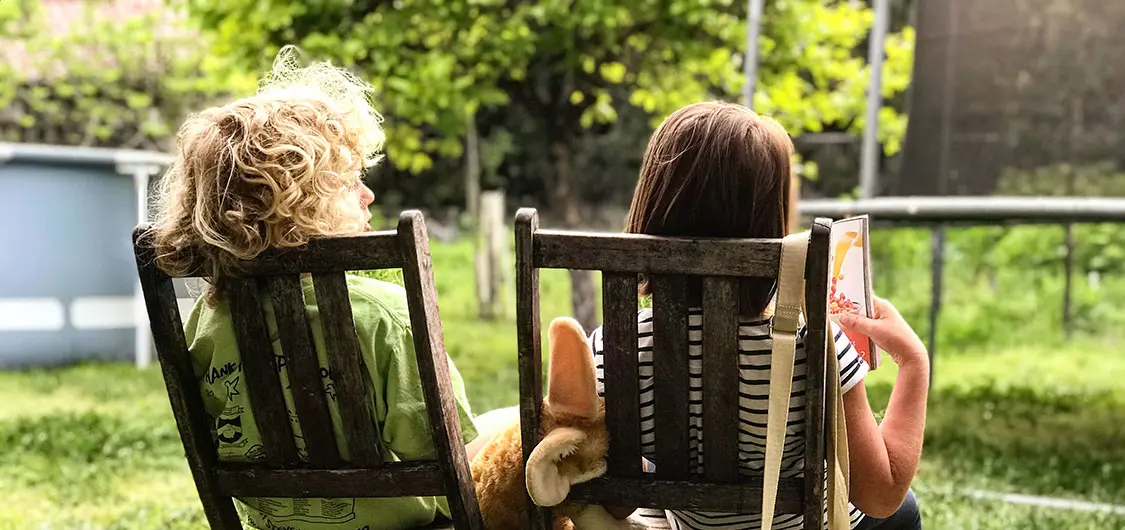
[470,317,639,530]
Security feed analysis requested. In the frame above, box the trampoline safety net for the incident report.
[892,0,1125,198]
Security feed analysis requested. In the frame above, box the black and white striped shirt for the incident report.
[589,308,869,530]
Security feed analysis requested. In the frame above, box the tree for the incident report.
[0,0,241,150]
[187,0,914,330]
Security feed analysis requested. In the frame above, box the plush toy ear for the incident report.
[546,317,598,418]
[526,427,587,507]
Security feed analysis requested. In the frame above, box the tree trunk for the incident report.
[551,139,598,332]
[570,271,597,331]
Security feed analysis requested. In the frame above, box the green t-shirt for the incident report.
[185,276,479,530]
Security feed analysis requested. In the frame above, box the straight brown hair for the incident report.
[625,101,794,316]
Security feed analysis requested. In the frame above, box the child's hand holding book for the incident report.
[838,297,929,371]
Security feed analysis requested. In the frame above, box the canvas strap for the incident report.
[824,321,851,530]
[761,231,850,530]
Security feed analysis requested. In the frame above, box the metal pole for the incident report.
[859,0,890,199]
[926,0,958,385]
[928,227,944,384]
[1063,223,1074,337]
[1062,101,1081,337]
[798,197,1125,223]
[744,0,766,109]
[133,168,153,369]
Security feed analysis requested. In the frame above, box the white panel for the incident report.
[0,298,65,331]
[71,296,136,329]
[177,298,196,324]
[65,296,198,331]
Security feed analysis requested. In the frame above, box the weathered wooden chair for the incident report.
[133,210,483,530]
[514,208,834,530]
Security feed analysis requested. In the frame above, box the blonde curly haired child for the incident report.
[148,47,481,530]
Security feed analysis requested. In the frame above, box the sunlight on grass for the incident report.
[865,338,1125,522]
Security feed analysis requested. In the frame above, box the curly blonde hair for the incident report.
[149,46,385,301]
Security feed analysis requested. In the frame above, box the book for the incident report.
[827,215,880,370]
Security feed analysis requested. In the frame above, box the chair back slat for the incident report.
[311,272,384,467]
[398,211,485,530]
[535,230,781,277]
[601,272,643,478]
[266,275,341,468]
[215,462,448,498]
[649,274,692,480]
[227,277,301,467]
[515,208,835,529]
[701,276,740,483]
[134,229,243,529]
[802,219,832,528]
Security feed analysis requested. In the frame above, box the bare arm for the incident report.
[839,298,930,518]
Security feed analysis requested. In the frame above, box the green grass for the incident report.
[864,342,1125,528]
[2,239,1124,529]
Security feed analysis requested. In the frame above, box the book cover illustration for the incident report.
[827,215,880,370]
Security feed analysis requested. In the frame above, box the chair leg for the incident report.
[444,479,485,530]
[194,472,242,529]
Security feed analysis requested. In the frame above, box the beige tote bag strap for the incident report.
[761,232,808,530]
[763,231,851,530]
[825,321,851,530]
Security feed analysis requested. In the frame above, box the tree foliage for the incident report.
[187,0,914,174]
[189,0,915,329]
[0,0,241,150]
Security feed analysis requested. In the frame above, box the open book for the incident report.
[827,215,880,370]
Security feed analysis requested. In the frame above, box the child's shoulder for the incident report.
[320,275,411,326]
[345,274,408,299]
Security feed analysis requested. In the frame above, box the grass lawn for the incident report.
[2,240,1124,529]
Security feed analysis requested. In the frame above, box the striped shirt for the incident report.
[589,308,869,530]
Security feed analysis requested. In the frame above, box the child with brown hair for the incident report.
[148,47,483,530]
[589,101,928,529]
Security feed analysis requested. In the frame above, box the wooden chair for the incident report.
[514,208,834,530]
[133,210,484,530]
